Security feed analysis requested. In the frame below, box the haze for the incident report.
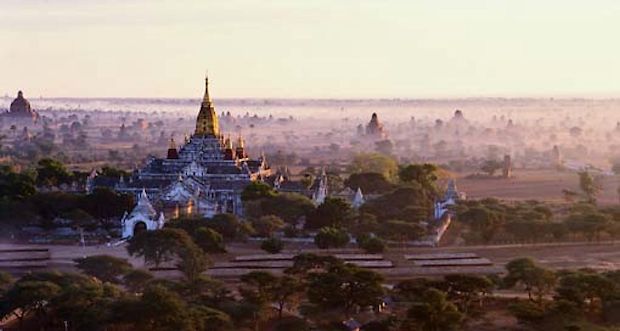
[2,0,620,98]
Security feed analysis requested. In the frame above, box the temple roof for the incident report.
[129,189,157,218]
[159,176,197,203]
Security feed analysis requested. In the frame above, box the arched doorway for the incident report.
[133,222,147,236]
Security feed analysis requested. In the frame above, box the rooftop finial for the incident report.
[203,71,211,103]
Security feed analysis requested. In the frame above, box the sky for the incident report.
[1,0,620,99]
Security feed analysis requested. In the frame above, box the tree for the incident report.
[241,181,276,201]
[326,172,344,194]
[240,272,304,320]
[348,153,399,181]
[35,158,74,187]
[379,220,426,243]
[361,186,433,222]
[123,269,154,293]
[0,165,36,200]
[503,258,557,304]
[176,243,210,283]
[208,213,247,241]
[404,288,464,331]
[252,215,285,237]
[285,253,343,278]
[480,159,502,176]
[307,263,384,314]
[247,193,315,224]
[0,280,61,330]
[305,197,354,229]
[194,227,226,253]
[74,255,133,283]
[578,171,602,204]
[82,187,134,220]
[239,271,278,329]
[270,275,304,319]
[399,164,439,193]
[189,305,232,331]
[0,272,14,295]
[45,273,120,331]
[344,172,393,194]
[443,274,493,315]
[261,237,284,254]
[127,228,194,268]
[111,285,194,331]
[565,210,611,241]
[459,206,501,243]
[99,165,130,179]
[357,235,386,253]
[555,271,616,315]
[314,227,350,249]
[395,278,442,302]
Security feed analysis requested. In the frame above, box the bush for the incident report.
[358,235,385,253]
[251,215,285,237]
[314,227,349,249]
[194,227,226,253]
[261,237,284,254]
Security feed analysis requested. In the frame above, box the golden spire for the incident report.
[237,135,245,149]
[194,74,220,137]
[202,73,211,103]
[225,134,233,149]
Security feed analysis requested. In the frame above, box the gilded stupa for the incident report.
[195,76,220,137]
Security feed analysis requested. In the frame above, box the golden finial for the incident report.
[237,134,245,149]
[203,71,211,103]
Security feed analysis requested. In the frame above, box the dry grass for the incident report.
[456,169,620,205]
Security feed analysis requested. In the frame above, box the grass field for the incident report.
[456,169,620,205]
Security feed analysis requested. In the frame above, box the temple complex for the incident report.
[93,76,271,230]
[3,91,39,121]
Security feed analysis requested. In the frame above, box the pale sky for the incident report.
[1,0,620,98]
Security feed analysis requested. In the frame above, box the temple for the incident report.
[365,113,387,139]
[120,189,165,238]
[3,90,39,121]
[104,76,271,233]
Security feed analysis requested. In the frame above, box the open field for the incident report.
[457,169,620,205]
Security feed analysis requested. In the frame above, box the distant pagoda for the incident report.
[3,90,39,121]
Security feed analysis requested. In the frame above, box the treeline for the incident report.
[240,159,442,252]
[455,199,620,244]
[0,160,133,236]
[3,253,620,331]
